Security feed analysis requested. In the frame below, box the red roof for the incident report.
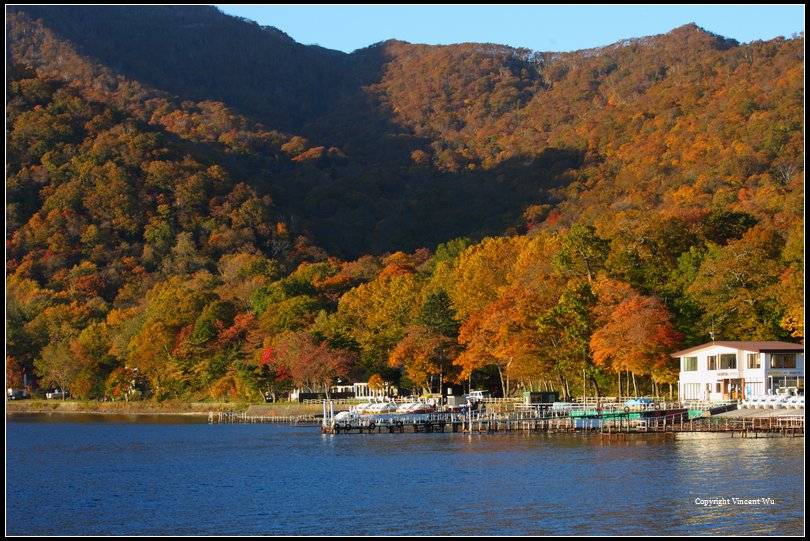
[671,341,804,358]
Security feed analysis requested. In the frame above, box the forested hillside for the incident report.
[5,6,803,401]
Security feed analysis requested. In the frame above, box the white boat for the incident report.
[765,394,789,409]
[785,395,804,409]
[396,399,419,413]
[396,398,436,414]
[743,395,766,409]
[332,410,362,428]
[334,410,359,422]
[351,397,377,415]
[752,396,769,409]
[366,398,398,414]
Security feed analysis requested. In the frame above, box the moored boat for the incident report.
[396,398,436,414]
[366,398,398,415]
[351,397,378,414]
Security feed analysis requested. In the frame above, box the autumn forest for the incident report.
[5,6,804,402]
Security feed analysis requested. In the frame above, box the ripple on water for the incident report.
[5,418,805,536]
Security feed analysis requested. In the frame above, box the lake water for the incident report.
[5,413,805,536]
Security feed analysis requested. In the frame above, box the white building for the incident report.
[673,341,804,401]
[331,383,389,398]
[289,382,397,401]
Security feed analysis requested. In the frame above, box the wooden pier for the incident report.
[209,403,804,439]
[318,409,804,438]
[207,411,320,424]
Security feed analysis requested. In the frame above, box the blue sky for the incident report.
[215,4,805,54]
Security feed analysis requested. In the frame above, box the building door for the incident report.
[723,379,742,400]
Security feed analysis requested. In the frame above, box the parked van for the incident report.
[7,388,31,400]
[465,390,490,402]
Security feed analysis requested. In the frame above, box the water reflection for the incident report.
[6,411,207,424]
[667,433,805,535]
[6,418,804,536]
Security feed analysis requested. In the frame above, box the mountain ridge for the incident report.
[6,5,804,258]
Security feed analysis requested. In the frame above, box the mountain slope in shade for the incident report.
[6,6,804,259]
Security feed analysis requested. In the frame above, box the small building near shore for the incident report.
[673,341,804,401]
[288,382,399,402]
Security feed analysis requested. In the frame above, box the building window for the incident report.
[708,355,717,370]
[683,357,697,371]
[770,354,797,369]
[720,353,737,369]
[716,383,722,393]
[682,383,701,399]
[780,376,800,388]
[747,353,760,369]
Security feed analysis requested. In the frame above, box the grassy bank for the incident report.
[4,399,323,417]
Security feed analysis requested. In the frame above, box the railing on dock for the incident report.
[207,411,321,424]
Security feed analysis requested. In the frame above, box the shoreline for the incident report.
[5,400,327,417]
[8,400,800,420]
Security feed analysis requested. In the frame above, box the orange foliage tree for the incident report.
[591,293,683,397]
[455,291,550,398]
[388,325,447,395]
[272,331,355,398]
